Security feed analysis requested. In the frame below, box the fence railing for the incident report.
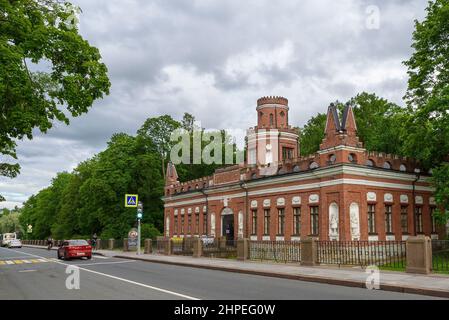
[249,241,301,263]
[202,239,237,258]
[317,241,406,268]
[432,240,449,272]
[171,238,194,256]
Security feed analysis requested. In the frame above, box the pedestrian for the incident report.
[91,233,97,251]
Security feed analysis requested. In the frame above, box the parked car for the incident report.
[7,239,22,248]
[57,239,92,260]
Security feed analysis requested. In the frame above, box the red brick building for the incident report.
[163,96,445,241]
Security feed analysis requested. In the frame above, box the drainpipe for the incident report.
[200,188,209,237]
[412,170,421,236]
[239,181,249,239]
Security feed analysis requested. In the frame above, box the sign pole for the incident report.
[137,218,141,255]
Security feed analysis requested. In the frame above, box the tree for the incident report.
[402,0,449,221]
[137,115,180,177]
[0,0,110,201]
[299,113,326,156]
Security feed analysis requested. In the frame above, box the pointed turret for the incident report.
[165,161,179,186]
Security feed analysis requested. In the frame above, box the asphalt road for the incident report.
[0,246,442,300]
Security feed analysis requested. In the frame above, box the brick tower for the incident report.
[246,96,299,166]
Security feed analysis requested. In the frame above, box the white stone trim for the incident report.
[195,207,200,213]
[309,194,319,204]
[263,199,271,207]
[276,236,285,241]
[429,197,436,206]
[386,235,396,241]
[250,200,258,208]
[203,206,207,213]
[262,236,270,241]
[181,208,185,215]
[291,236,301,241]
[277,197,285,206]
[400,195,409,204]
[384,193,393,203]
[368,235,379,241]
[317,145,367,154]
[402,235,409,241]
[250,235,258,241]
[415,196,423,205]
[431,234,439,240]
[187,208,192,214]
[292,196,301,205]
[367,192,376,202]
[174,209,178,216]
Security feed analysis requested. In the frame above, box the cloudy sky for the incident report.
[1,0,428,209]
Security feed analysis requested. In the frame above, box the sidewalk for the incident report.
[97,249,449,298]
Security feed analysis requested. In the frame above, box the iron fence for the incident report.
[156,238,169,254]
[171,238,194,256]
[249,241,301,263]
[202,239,237,258]
[317,240,406,268]
[432,240,449,272]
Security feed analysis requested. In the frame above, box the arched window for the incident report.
[195,184,199,189]
[280,111,285,117]
[383,162,391,170]
[270,114,274,126]
[309,162,319,169]
[366,159,375,167]
[348,153,357,163]
[293,165,300,172]
[399,164,407,172]
[329,154,336,164]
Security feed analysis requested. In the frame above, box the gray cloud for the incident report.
[0,0,428,209]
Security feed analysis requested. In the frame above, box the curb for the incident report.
[22,244,104,256]
[113,254,449,299]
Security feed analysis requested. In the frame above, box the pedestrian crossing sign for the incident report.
[125,194,138,208]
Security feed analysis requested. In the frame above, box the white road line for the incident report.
[0,256,34,260]
[19,270,37,273]
[5,261,14,265]
[92,255,109,259]
[7,248,199,300]
[72,261,134,267]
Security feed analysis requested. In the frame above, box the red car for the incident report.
[57,240,92,260]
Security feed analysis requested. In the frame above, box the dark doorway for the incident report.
[222,214,234,244]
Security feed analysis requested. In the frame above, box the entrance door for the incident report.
[222,214,234,243]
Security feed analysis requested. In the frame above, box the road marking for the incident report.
[13,260,24,264]
[18,270,37,273]
[8,248,199,300]
[0,261,5,265]
[72,260,134,267]
[92,255,109,259]
[5,261,14,265]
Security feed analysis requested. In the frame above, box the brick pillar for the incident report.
[165,239,172,255]
[406,235,432,274]
[300,237,318,266]
[237,238,249,261]
[144,239,152,254]
[123,238,129,252]
[108,239,114,250]
[192,238,202,258]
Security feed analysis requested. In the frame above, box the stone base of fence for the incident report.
[108,239,114,250]
[165,239,172,255]
[301,237,318,266]
[406,235,432,274]
[193,238,202,258]
[237,238,249,261]
[123,238,129,252]
[144,239,152,254]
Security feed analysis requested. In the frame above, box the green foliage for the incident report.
[0,211,22,234]
[403,0,449,221]
[299,113,326,156]
[0,0,110,201]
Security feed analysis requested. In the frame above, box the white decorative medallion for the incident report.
[384,193,393,203]
[400,195,409,204]
[292,196,301,205]
[277,198,285,206]
[195,207,200,213]
[250,200,258,208]
[309,194,319,204]
[429,197,436,206]
[367,192,376,202]
[174,209,178,216]
[263,199,271,207]
[181,208,185,215]
[415,196,423,205]
[188,208,192,214]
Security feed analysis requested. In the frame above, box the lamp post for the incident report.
[137,201,143,255]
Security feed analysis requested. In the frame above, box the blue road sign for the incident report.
[125,194,138,208]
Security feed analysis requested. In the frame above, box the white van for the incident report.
[1,233,17,247]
